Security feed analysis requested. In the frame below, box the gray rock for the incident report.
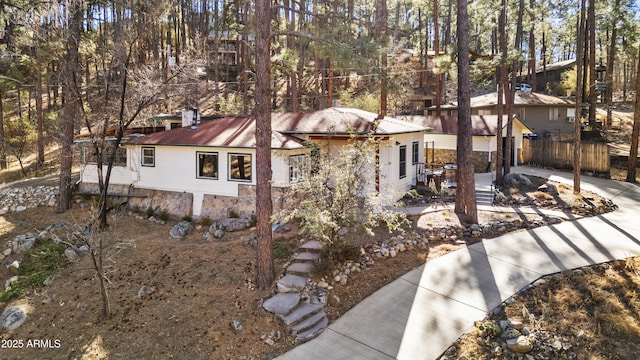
[64,248,79,262]
[169,221,194,239]
[12,235,36,254]
[15,205,27,212]
[0,305,29,331]
[506,335,533,353]
[5,260,20,271]
[43,275,55,286]
[5,276,20,289]
[136,285,155,298]
[230,320,244,333]
[504,173,533,186]
[501,327,522,339]
[215,218,251,232]
[214,229,225,238]
[241,234,257,248]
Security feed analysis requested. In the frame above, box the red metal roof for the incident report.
[271,107,426,135]
[398,115,531,136]
[122,116,306,150]
[122,108,427,149]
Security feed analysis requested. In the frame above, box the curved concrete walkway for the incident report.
[276,166,640,360]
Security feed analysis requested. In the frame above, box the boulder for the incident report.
[0,305,29,331]
[64,248,79,262]
[170,221,194,239]
[506,335,533,353]
[12,235,36,254]
[213,218,251,232]
[504,173,532,187]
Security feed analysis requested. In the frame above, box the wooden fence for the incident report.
[521,139,610,175]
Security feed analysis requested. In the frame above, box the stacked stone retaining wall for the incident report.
[0,186,58,214]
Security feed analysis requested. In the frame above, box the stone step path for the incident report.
[476,189,494,206]
[263,239,329,344]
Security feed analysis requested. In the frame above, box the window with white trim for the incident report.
[399,145,407,179]
[289,154,307,183]
[141,147,155,167]
[229,153,252,181]
[411,141,419,164]
[549,107,559,121]
[197,152,218,179]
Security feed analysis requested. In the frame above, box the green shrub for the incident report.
[273,237,293,259]
[199,216,213,227]
[146,206,155,217]
[182,215,193,222]
[159,209,170,221]
[0,241,67,303]
[132,204,141,213]
[228,209,239,218]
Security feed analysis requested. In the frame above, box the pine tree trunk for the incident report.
[496,0,506,184]
[58,0,83,213]
[255,0,275,291]
[36,61,45,166]
[434,0,441,115]
[454,0,477,225]
[378,0,388,116]
[588,0,596,127]
[626,49,640,183]
[528,0,536,91]
[606,0,620,129]
[574,0,586,193]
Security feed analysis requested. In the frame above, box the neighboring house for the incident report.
[77,108,426,219]
[398,115,533,172]
[206,30,256,82]
[427,92,575,138]
[535,58,576,95]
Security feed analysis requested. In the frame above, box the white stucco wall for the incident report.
[382,133,424,195]
[80,164,136,186]
[79,132,424,214]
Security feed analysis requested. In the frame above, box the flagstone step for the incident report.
[290,309,327,335]
[286,262,314,276]
[294,316,329,345]
[293,251,321,263]
[262,293,301,315]
[277,274,308,293]
[278,302,324,326]
[299,240,323,253]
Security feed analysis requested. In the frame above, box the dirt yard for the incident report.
[0,171,625,360]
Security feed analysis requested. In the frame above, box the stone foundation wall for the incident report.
[127,189,194,218]
[78,182,130,195]
[428,149,492,173]
[78,182,292,220]
[200,185,289,219]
